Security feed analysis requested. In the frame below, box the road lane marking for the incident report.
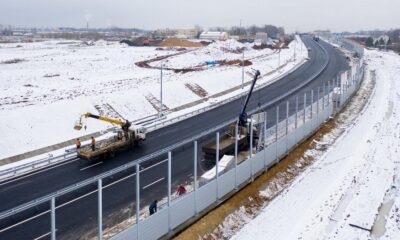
[141,159,167,172]
[0,159,79,187]
[0,179,32,192]
[34,229,57,240]
[104,173,135,189]
[0,209,50,233]
[142,177,165,190]
[80,161,103,171]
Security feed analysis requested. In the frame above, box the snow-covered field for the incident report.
[0,37,306,160]
[230,50,400,239]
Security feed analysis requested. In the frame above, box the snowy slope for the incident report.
[0,38,306,160]
[231,50,400,240]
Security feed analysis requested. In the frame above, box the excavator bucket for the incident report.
[74,123,83,131]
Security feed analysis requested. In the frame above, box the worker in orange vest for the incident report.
[91,137,96,151]
[75,138,81,150]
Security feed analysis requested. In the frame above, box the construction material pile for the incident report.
[206,39,247,53]
[159,38,203,47]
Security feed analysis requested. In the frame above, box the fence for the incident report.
[0,57,364,240]
[112,60,363,240]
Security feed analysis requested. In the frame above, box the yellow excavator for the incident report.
[74,112,146,160]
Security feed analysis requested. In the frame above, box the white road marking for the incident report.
[141,158,168,172]
[80,161,103,171]
[0,159,79,187]
[142,177,165,190]
[104,173,136,189]
[34,229,57,240]
[0,158,168,233]
[0,209,50,233]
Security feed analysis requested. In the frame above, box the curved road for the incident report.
[0,36,349,239]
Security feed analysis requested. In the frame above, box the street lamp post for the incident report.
[242,51,245,89]
[278,46,281,69]
[159,62,163,118]
[294,36,297,61]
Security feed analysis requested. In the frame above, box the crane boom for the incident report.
[239,70,261,126]
[83,113,125,126]
[74,112,131,131]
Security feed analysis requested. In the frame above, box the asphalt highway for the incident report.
[0,36,350,239]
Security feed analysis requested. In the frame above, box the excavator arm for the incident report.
[239,70,261,127]
[74,112,131,131]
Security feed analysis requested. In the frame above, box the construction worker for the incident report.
[176,184,186,196]
[149,200,157,215]
[229,123,235,136]
[91,137,96,151]
[75,138,81,150]
[124,131,129,141]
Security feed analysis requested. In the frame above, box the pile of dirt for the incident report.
[155,47,187,51]
[159,38,203,47]
[219,59,253,66]
[252,43,288,50]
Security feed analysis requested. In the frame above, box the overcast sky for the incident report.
[0,0,399,32]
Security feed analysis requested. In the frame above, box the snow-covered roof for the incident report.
[201,31,227,36]
[200,31,229,39]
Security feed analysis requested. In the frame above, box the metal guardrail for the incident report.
[0,39,329,221]
[0,149,77,181]
[0,44,308,184]
[0,144,96,182]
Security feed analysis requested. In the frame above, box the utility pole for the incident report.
[242,51,245,89]
[294,37,296,61]
[278,45,281,69]
[159,62,163,118]
[301,37,303,55]
[240,19,244,89]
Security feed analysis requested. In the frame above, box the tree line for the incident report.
[208,25,285,38]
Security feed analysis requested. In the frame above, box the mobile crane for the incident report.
[202,70,261,161]
[74,112,146,160]
[239,70,261,127]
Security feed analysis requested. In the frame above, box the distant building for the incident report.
[154,28,177,38]
[200,31,229,40]
[154,28,199,39]
[175,28,198,39]
[255,32,268,45]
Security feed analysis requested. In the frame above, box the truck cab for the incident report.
[130,125,147,141]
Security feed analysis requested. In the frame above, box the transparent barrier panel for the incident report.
[195,180,217,213]
[276,136,287,159]
[236,159,251,186]
[170,192,195,229]
[102,167,137,238]
[265,142,276,168]
[111,224,137,240]
[139,207,168,240]
[56,183,98,239]
[287,130,297,151]
[0,202,50,240]
[252,150,265,175]
[218,169,236,199]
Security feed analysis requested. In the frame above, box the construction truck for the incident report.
[74,113,146,160]
[202,70,261,162]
